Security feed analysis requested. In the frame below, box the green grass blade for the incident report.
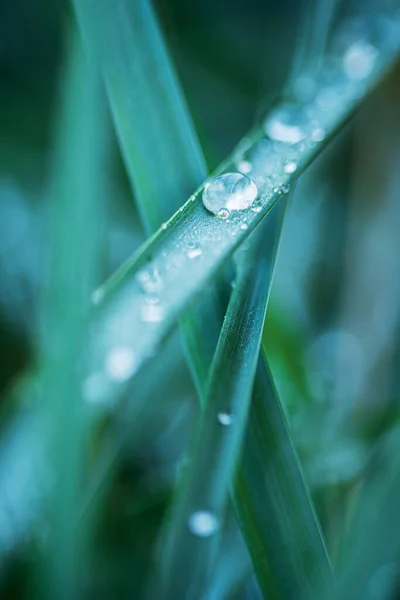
[88,13,400,396]
[38,27,108,599]
[234,355,332,600]
[324,431,400,600]
[72,0,207,233]
[159,205,285,599]
[72,0,222,397]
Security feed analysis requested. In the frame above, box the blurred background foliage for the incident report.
[1,0,400,598]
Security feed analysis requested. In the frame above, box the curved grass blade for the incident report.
[36,28,109,599]
[158,205,285,600]
[88,10,400,399]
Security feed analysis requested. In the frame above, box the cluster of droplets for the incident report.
[137,266,165,323]
[201,14,391,224]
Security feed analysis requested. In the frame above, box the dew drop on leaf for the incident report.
[265,103,309,144]
[217,412,234,426]
[202,173,258,215]
[343,40,378,80]
[188,510,219,537]
[105,346,137,382]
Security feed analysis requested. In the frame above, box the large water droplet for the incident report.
[265,103,309,144]
[202,173,258,215]
[343,40,378,80]
[188,510,219,537]
[105,346,136,382]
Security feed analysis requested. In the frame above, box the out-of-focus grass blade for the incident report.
[158,206,285,599]
[86,10,400,399]
[37,28,108,599]
[323,429,400,600]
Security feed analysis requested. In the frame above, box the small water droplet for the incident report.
[343,40,378,80]
[187,247,203,259]
[202,173,258,215]
[144,293,160,305]
[141,303,164,322]
[137,267,162,293]
[217,208,231,220]
[188,511,219,537]
[251,201,262,213]
[284,160,297,174]
[265,103,309,144]
[105,347,136,382]
[240,223,248,231]
[218,412,234,426]
[312,127,326,142]
[161,222,167,230]
[237,160,252,174]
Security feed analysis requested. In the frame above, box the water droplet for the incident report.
[237,160,252,174]
[265,104,309,144]
[105,347,136,382]
[217,412,234,426]
[343,40,378,80]
[137,267,162,293]
[144,293,160,305]
[251,202,262,213]
[312,127,326,142]
[202,173,258,215]
[240,223,248,231]
[188,511,219,537]
[141,303,164,322]
[187,247,203,259]
[217,208,231,220]
[284,160,297,174]
[161,222,167,230]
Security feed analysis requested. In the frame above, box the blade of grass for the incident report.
[158,205,285,599]
[36,27,108,599]
[323,428,400,600]
[71,0,223,398]
[234,353,332,600]
[88,10,400,399]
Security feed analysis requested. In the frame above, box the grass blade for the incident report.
[89,10,400,397]
[72,0,207,233]
[234,354,332,599]
[159,205,285,599]
[37,27,108,599]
